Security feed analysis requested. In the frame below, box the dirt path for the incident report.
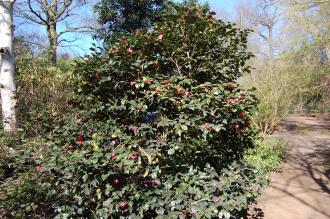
[257,114,330,219]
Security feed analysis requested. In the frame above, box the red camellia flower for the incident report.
[127,47,134,54]
[242,121,246,129]
[202,123,212,131]
[164,80,169,85]
[146,80,152,85]
[240,111,245,119]
[77,136,84,145]
[120,37,126,45]
[111,153,118,159]
[130,126,137,132]
[130,80,136,86]
[157,33,165,41]
[226,98,235,104]
[111,47,118,54]
[35,164,41,172]
[113,178,120,185]
[119,201,128,209]
[153,62,160,68]
[155,87,161,93]
[151,180,157,187]
[134,29,141,36]
[235,124,240,130]
[129,153,136,160]
[177,87,184,95]
[225,83,234,91]
[185,89,191,97]
[95,71,102,78]
[68,144,73,153]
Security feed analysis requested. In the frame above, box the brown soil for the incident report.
[257,114,330,219]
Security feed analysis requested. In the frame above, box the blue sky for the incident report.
[16,0,238,56]
[200,0,237,11]
[70,0,238,56]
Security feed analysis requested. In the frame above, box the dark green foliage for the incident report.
[95,0,168,41]
[1,2,265,218]
[77,1,255,168]
[0,132,57,218]
[35,115,265,218]
[43,2,260,217]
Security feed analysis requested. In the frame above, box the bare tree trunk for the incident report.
[0,0,17,132]
[47,23,57,66]
[268,26,274,62]
[326,46,330,63]
[15,0,92,67]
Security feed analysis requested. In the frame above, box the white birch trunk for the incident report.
[0,0,16,132]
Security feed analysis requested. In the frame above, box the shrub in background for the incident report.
[0,57,78,218]
[296,64,330,112]
[240,61,295,134]
[241,60,330,134]
[16,57,78,135]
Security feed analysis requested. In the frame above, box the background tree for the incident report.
[282,0,330,62]
[0,0,17,132]
[235,0,281,61]
[15,0,90,66]
[95,0,168,43]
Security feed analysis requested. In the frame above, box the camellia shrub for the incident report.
[1,2,266,218]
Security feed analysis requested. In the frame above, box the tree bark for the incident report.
[0,0,17,132]
[47,23,57,66]
[268,26,274,62]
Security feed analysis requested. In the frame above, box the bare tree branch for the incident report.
[15,0,94,65]
[26,0,48,24]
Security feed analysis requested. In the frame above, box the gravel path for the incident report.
[257,114,330,219]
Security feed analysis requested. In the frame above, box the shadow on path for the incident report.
[257,114,330,219]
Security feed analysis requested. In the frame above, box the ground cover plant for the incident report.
[0,2,267,218]
[244,136,286,172]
